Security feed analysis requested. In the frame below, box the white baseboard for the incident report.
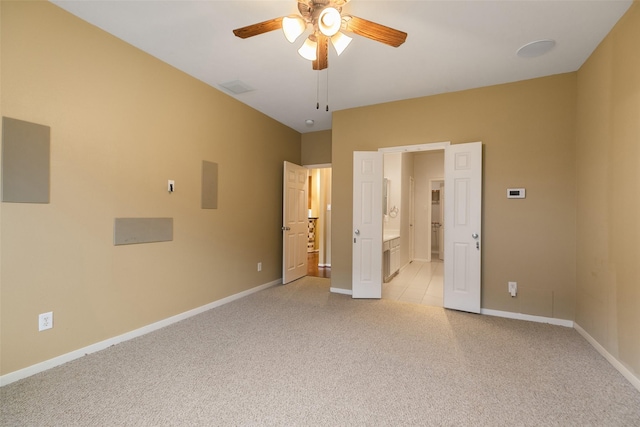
[318,264,331,268]
[574,323,640,393]
[480,308,574,328]
[330,287,352,296]
[0,278,281,387]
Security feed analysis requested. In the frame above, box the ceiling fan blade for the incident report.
[343,15,407,48]
[313,34,329,70]
[233,17,283,39]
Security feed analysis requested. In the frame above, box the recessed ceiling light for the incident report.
[517,39,556,58]
[305,119,314,126]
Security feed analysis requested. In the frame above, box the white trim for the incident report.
[330,287,353,296]
[318,264,331,268]
[574,322,640,393]
[303,163,331,169]
[480,308,574,328]
[0,279,281,387]
[378,141,450,153]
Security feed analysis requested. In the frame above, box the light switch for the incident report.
[168,180,175,193]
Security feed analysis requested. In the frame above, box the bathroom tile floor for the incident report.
[382,260,443,307]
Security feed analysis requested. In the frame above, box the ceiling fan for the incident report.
[233,0,407,70]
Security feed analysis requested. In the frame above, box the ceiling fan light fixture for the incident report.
[318,7,341,36]
[330,31,352,56]
[298,36,317,61]
[282,15,307,43]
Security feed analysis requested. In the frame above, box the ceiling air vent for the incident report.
[219,80,255,95]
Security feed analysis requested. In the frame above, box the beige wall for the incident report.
[301,130,331,165]
[0,2,300,376]
[331,74,577,321]
[575,2,640,378]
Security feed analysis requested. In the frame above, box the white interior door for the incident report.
[283,161,308,284]
[443,142,482,313]
[352,151,383,298]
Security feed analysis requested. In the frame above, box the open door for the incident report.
[283,161,308,284]
[350,142,480,306]
[352,151,383,298]
[443,142,482,313]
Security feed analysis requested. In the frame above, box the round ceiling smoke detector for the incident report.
[517,39,556,58]
[305,119,314,126]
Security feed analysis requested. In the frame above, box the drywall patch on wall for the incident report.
[1,117,50,203]
[201,160,218,209]
[114,218,173,245]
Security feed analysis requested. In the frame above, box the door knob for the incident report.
[472,233,479,239]
[354,229,360,235]
[282,226,291,231]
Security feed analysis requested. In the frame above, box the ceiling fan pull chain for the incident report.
[326,68,330,112]
[316,70,320,110]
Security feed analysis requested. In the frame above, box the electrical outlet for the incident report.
[508,281,517,297]
[257,262,262,272]
[39,312,53,331]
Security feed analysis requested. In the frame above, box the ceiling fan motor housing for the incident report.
[300,0,344,32]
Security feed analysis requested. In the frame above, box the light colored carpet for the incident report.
[2,276,639,426]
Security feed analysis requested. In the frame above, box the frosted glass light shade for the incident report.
[298,37,317,61]
[330,31,352,55]
[318,7,341,36]
[282,16,306,43]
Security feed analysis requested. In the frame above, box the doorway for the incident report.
[382,151,444,306]
[305,165,331,278]
[352,141,482,313]
[429,179,445,261]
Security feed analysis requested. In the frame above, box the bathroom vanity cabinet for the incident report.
[383,236,400,282]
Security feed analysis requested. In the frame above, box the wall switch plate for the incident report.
[257,262,262,272]
[39,312,53,331]
[508,281,517,297]
[168,180,175,193]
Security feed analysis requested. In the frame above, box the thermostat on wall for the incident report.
[507,188,526,199]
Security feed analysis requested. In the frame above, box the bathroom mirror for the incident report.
[383,178,390,215]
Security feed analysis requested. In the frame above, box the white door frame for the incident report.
[355,142,482,312]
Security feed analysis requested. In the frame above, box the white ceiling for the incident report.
[50,0,632,134]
